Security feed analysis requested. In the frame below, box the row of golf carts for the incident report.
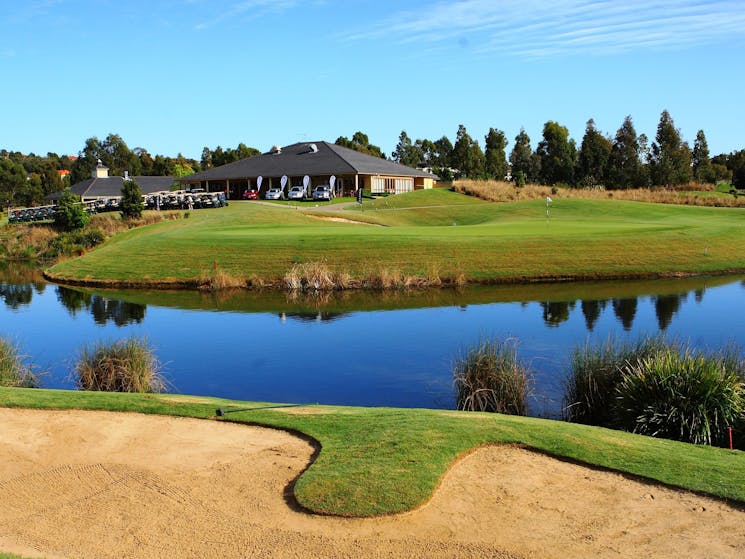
[6,190,227,224]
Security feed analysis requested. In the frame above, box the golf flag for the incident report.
[546,196,552,203]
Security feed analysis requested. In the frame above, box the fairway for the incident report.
[46,190,745,286]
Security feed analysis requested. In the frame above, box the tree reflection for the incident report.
[56,286,92,316]
[654,294,683,331]
[280,312,347,323]
[541,301,575,327]
[56,287,145,325]
[612,298,637,331]
[580,299,607,332]
[0,282,33,310]
[90,297,146,326]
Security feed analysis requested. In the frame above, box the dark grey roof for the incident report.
[179,141,437,182]
[67,176,176,198]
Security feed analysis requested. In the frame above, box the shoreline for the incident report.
[42,266,745,292]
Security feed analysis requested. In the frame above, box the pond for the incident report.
[1,263,744,417]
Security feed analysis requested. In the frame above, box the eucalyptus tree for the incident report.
[536,121,576,185]
[649,110,692,186]
[609,116,646,189]
[484,128,509,181]
[692,130,715,183]
[576,119,612,187]
[451,125,485,179]
[509,128,535,185]
[392,131,423,168]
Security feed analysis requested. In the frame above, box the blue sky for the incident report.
[1,0,744,160]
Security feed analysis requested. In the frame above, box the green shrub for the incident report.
[453,338,531,414]
[120,179,144,219]
[563,335,666,425]
[54,189,90,231]
[0,338,39,388]
[616,348,745,446]
[74,337,165,393]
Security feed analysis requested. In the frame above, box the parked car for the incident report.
[312,185,334,201]
[243,189,259,200]
[287,186,306,200]
[265,188,285,200]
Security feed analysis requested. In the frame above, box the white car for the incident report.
[287,186,306,200]
[265,187,285,200]
[312,185,333,201]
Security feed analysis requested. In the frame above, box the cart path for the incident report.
[0,407,743,559]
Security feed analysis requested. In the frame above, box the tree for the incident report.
[536,121,576,185]
[54,189,90,231]
[608,116,646,189]
[0,158,28,209]
[649,110,692,186]
[416,139,436,168]
[120,179,144,219]
[335,132,385,158]
[509,128,535,185]
[392,131,423,168]
[576,119,612,187]
[451,125,485,178]
[729,150,745,189]
[692,130,715,183]
[484,128,508,181]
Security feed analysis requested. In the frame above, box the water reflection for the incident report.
[56,286,146,326]
[2,270,744,413]
[0,262,45,310]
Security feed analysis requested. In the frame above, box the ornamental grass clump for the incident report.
[453,338,531,415]
[563,335,666,425]
[0,337,39,388]
[74,337,165,393]
[615,347,745,446]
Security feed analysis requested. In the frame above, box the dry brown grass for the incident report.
[453,180,745,207]
[200,262,246,290]
[283,260,336,290]
[0,224,57,259]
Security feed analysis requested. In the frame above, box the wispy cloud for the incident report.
[341,0,745,58]
[193,0,300,30]
[3,0,64,25]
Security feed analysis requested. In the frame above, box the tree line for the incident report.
[3,111,745,209]
[390,110,743,189]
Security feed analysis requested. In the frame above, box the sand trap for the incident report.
[0,408,743,559]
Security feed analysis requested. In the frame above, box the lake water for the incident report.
[1,264,743,417]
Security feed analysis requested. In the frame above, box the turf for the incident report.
[1,388,743,517]
[46,189,745,285]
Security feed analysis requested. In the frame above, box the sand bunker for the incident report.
[0,408,743,558]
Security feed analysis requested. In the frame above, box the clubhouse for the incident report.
[178,141,438,199]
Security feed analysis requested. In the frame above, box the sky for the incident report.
[1,0,744,160]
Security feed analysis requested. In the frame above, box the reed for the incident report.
[453,338,531,414]
[563,335,666,425]
[616,347,745,445]
[74,337,165,393]
[0,338,38,388]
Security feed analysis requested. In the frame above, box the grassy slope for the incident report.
[1,388,743,518]
[47,190,745,284]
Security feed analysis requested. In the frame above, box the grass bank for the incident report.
[1,388,743,517]
[44,190,745,289]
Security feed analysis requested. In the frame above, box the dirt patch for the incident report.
[305,214,381,225]
[0,408,743,559]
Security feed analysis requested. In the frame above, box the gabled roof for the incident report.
[68,176,176,198]
[179,141,437,182]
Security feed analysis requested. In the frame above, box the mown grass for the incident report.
[45,190,745,288]
[1,388,743,517]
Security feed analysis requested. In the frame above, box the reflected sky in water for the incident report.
[1,272,744,417]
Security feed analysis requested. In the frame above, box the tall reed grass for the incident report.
[0,337,39,388]
[563,335,666,425]
[453,179,745,208]
[564,337,745,446]
[453,338,531,414]
[616,347,745,446]
[74,337,165,393]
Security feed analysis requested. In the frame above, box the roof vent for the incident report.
[270,145,282,154]
[308,143,318,153]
